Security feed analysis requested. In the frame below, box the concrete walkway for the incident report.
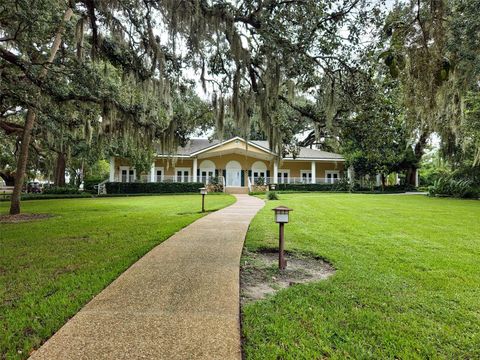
[30,194,265,360]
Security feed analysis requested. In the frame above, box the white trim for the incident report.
[283,157,345,161]
[190,136,276,156]
[325,170,340,184]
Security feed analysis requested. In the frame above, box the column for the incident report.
[109,156,115,182]
[273,159,279,184]
[347,166,354,183]
[376,174,382,186]
[415,169,419,187]
[193,157,198,182]
[311,161,316,184]
[150,163,155,183]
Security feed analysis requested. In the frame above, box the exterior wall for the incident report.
[112,155,344,182]
[153,158,193,176]
[112,157,194,179]
[204,153,273,173]
[202,141,270,158]
[281,160,344,179]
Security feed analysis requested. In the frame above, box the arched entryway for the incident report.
[251,161,267,184]
[225,160,242,187]
[199,160,216,183]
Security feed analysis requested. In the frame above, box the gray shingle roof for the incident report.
[156,137,344,160]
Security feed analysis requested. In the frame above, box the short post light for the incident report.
[199,187,207,212]
[272,206,293,270]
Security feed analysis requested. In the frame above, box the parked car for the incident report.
[27,182,42,193]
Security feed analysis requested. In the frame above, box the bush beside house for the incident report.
[106,182,205,194]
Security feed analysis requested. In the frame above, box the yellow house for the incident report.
[109,137,345,193]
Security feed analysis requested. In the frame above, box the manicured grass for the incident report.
[243,194,480,359]
[0,194,235,359]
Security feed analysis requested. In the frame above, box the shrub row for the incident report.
[43,186,82,194]
[0,193,93,202]
[275,183,338,192]
[105,182,206,194]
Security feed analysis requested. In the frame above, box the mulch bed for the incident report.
[240,249,335,304]
[0,213,53,223]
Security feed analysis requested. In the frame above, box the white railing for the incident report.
[1,186,14,200]
[110,175,340,185]
[94,179,109,195]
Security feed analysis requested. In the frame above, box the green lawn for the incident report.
[243,194,480,359]
[0,194,235,359]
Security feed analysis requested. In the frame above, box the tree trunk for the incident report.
[9,109,36,214]
[54,152,67,187]
[8,6,74,215]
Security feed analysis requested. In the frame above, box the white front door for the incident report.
[227,169,241,187]
[226,160,242,187]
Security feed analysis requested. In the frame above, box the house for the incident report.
[109,137,346,193]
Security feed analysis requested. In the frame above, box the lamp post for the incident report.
[272,206,293,270]
[199,187,207,212]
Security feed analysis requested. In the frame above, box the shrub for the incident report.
[428,176,478,198]
[105,182,205,194]
[206,176,224,192]
[43,186,81,195]
[267,191,279,200]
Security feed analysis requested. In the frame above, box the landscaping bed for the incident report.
[240,249,334,304]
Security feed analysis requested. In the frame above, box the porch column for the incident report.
[273,159,279,183]
[347,166,354,183]
[193,157,198,182]
[395,173,399,185]
[311,161,316,184]
[109,156,115,182]
[415,169,419,187]
[150,163,155,182]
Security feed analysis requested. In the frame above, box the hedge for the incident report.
[105,182,206,194]
[276,183,337,191]
[0,193,93,202]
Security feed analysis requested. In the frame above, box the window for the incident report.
[253,171,266,184]
[325,170,340,184]
[201,170,214,184]
[301,170,312,183]
[277,170,289,184]
[175,168,190,183]
[120,166,135,183]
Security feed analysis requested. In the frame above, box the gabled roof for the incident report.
[155,137,344,161]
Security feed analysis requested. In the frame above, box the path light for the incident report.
[199,187,207,212]
[272,206,293,270]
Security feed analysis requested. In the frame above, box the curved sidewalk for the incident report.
[30,194,265,360]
